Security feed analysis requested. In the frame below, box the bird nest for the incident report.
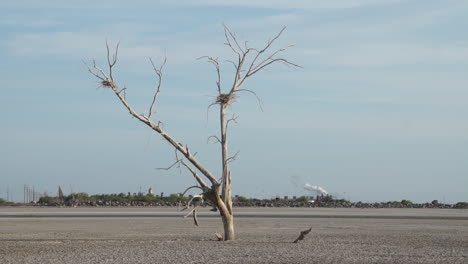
[216,93,236,106]
[100,80,114,88]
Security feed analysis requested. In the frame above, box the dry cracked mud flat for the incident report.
[0,207,467,264]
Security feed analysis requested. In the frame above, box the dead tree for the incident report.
[85,25,299,241]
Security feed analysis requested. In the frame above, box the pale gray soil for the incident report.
[0,208,467,264]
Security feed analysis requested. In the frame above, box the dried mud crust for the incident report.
[0,212,467,264]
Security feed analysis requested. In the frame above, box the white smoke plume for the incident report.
[304,183,328,195]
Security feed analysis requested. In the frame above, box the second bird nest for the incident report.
[216,93,236,106]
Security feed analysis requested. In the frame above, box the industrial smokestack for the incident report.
[304,183,328,195]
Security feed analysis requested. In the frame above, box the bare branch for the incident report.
[180,192,203,209]
[156,150,209,189]
[147,57,167,120]
[178,186,203,211]
[193,208,199,226]
[183,205,201,226]
[182,194,204,226]
[93,59,108,78]
[198,56,222,94]
[248,56,302,78]
[157,159,180,171]
[226,150,240,164]
[89,59,110,81]
[88,73,218,186]
[207,135,222,144]
[230,50,250,93]
[183,206,196,215]
[117,87,127,94]
[225,113,238,130]
[224,24,244,54]
[223,23,243,57]
[181,160,210,189]
[205,101,219,127]
[83,60,105,81]
[234,89,263,111]
[247,27,286,74]
[221,26,301,94]
[181,186,204,197]
[225,60,238,71]
[106,41,120,81]
[187,194,204,209]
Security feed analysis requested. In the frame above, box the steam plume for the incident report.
[304,183,328,195]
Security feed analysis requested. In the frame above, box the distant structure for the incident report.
[148,187,153,195]
[58,186,64,202]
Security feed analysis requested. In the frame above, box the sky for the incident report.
[1,0,467,203]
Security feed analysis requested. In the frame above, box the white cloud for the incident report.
[1,0,404,10]
[3,32,107,58]
[0,17,57,27]
[2,31,212,65]
[175,0,405,9]
[306,43,468,67]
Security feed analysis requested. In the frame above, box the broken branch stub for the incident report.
[214,232,224,241]
[293,227,312,243]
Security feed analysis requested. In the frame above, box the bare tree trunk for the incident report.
[220,104,235,240]
[221,212,235,241]
[220,105,232,212]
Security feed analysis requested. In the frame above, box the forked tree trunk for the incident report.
[207,187,235,241]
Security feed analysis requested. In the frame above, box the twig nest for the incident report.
[100,80,114,88]
[216,93,236,106]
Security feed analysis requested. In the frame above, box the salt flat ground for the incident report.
[0,207,467,264]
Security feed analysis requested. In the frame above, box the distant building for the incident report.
[148,187,153,195]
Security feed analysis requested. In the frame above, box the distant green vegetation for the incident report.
[0,198,6,204]
[38,192,189,204]
[236,196,249,203]
[294,196,309,203]
[401,199,413,206]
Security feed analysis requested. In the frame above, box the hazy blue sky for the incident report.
[1,0,467,203]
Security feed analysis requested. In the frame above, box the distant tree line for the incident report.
[38,192,189,205]
[32,193,468,209]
